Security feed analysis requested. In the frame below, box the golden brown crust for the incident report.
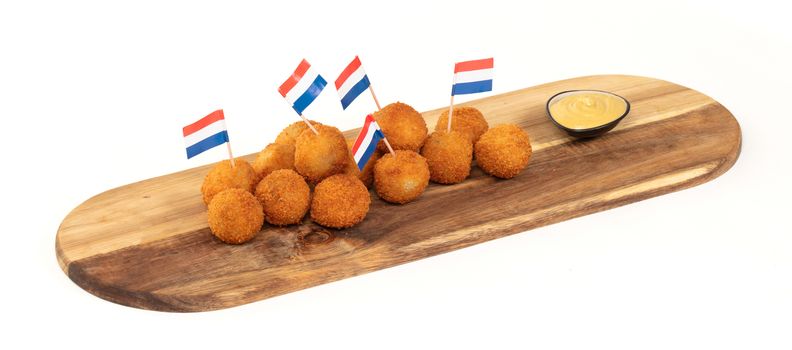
[294,124,348,184]
[373,150,430,204]
[434,106,489,144]
[255,169,310,226]
[474,124,532,179]
[274,120,323,146]
[310,174,370,228]
[344,138,380,188]
[421,130,473,184]
[373,102,428,152]
[200,159,259,205]
[207,188,264,244]
[252,143,295,179]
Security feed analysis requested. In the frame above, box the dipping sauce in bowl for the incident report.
[547,90,630,138]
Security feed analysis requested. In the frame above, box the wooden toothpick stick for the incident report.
[299,114,319,135]
[226,141,236,168]
[369,84,382,111]
[381,135,396,157]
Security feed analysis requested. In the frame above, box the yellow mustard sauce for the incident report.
[549,92,628,130]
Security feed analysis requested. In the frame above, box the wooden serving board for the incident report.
[56,75,741,312]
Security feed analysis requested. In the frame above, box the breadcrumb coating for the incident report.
[434,106,489,144]
[207,188,264,244]
[421,130,473,184]
[201,159,259,205]
[252,143,295,179]
[274,120,323,146]
[374,150,430,204]
[373,102,428,152]
[255,169,310,226]
[294,124,348,184]
[474,124,532,179]
[310,174,370,228]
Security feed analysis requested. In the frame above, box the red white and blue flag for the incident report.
[335,56,371,110]
[451,58,494,96]
[183,109,229,159]
[279,59,327,115]
[351,114,384,170]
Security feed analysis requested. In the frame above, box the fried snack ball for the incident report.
[474,124,532,179]
[420,130,473,184]
[373,102,427,152]
[254,169,310,226]
[294,124,349,184]
[274,120,322,146]
[252,142,295,179]
[310,174,371,228]
[373,150,430,204]
[201,159,259,205]
[207,188,264,244]
[434,106,489,144]
[343,138,380,188]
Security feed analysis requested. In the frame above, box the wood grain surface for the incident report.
[55,75,742,312]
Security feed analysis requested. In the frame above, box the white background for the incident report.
[2,0,791,349]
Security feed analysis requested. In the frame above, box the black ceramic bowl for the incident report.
[546,90,631,138]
